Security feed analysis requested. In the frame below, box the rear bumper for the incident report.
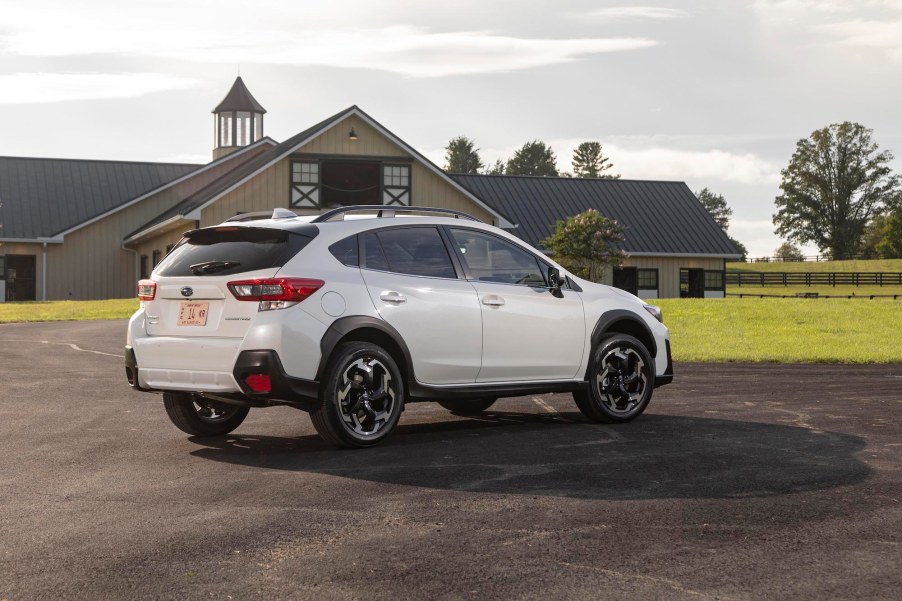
[126,309,322,409]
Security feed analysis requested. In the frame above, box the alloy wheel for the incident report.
[337,356,396,437]
[595,346,648,417]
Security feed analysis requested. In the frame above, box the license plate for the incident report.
[177,301,209,326]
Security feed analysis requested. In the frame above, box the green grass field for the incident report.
[727,258,902,272]
[729,285,902,297]
[1,297,900,363]
[656,298,902,363]
[0,299,139,324]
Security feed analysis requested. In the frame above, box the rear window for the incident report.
[155,227,315,277]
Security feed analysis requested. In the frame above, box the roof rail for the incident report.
[311,205,481,223]
[225,208,298,223]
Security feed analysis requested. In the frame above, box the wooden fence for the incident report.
[726,271,902,287]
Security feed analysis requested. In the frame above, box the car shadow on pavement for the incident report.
[188,411,871,500]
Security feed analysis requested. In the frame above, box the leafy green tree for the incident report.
[774,242,805,261]
[696,188,733,230]
[571,141,618,179]
[875,211,902,257]
[444,136,484,174]
[506,141,558,176]
[485,158,506,175]
[773,122,901,260]
[540,209,627,282]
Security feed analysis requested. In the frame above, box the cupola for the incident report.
[212,76,266,160]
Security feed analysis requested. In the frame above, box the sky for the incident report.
[1,0,900,257]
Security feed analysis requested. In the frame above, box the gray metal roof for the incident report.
[452,174,741,256]
[213,76,266,114]
[0,157,199,239]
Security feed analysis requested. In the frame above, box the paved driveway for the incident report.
[0,320,899,600]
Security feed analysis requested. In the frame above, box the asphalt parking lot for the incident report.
[0,320,899,600]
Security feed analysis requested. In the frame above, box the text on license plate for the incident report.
[177,301,209,326]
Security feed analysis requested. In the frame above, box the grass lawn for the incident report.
[0,299,139,324]
[656,298,902,363]
[1,297,899,364]
[727,258,902,272]
[728,284,902,297]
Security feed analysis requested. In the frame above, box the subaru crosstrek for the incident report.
[125,205,673,448]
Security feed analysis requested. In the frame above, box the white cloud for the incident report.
[818,18,902,60]
[751,0,902,60]
[587,6,688,20]
[0,73,200,104]
[601,146,780,185]
[0,2,658,77]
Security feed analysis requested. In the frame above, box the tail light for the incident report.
[227,278,325,311]
[137,280,157,301]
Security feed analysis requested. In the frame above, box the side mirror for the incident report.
[548,266,564,297]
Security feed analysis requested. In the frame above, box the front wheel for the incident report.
[163,392,249,436]
[310,342,405,448]
[573,334,654,424]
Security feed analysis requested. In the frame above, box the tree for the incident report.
[774,241,805,262]
[485,158,505,175]
[571,141,618,179]
[773,122,901,260]
[506,140,558,176]
[696,188,733,230]
[444,136,484,174]
[540,209,627,282]
[875,211,902,257]
[729,236,748,262]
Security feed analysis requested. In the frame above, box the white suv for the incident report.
[126,206,673,448]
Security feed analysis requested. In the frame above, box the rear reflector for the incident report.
[137,280,156,301]
[227,278,325,302]
[244,373,272,393]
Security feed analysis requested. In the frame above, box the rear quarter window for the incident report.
[156,227,315,277]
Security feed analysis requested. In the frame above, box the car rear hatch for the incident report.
[141,224,317,338]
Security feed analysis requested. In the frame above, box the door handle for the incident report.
[380,291,407,304]
[481,295,505,307]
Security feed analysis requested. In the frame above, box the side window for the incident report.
[363,228,456,279]
[362,232,389,271]
[450,228,546,287]
[329,235,359,267]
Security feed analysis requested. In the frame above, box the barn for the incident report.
[0,77,739,302]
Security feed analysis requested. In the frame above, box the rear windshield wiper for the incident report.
[189,260,241,275]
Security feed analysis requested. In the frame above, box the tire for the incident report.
[573,334,654,424]
[310,341,405,448]
[437,398,497,415]
[163,391,250,436]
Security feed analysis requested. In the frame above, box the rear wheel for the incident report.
[310,342,404,448]
[162,392,249,436]
[573,334,654,424]
[438,398,497,415]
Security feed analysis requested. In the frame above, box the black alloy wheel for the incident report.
[163,391,250,436]
[574,334,654,423]
[311,342,404,448]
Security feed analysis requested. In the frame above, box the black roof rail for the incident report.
[310,205,481,223]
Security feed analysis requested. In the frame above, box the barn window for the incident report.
[152,250,162,268]
[637,269,658,290]
[382,164,411,206]
[290,160,321,208]
[704,270,725,291]
[140,255,149,280]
